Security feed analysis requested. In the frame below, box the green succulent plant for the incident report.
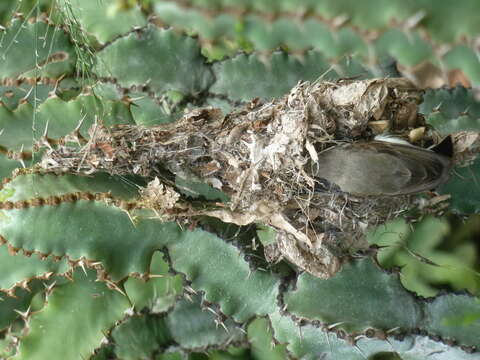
[1,1,480,359]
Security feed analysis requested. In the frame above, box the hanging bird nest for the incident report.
[38,78,477,278]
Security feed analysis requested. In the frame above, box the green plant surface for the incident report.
[211,51,330,101]
[444,45,480,86]
[165,295,245,349]
[14,269,131,360]
[424,294,480,347]
[0,155,22,181]
[92,82,124,101]
[0,246,69,293]
[439,158,480,214]
[155,352,185,360]
[94,26,214,97]
[427,114,480,136]
[368,217,479,297]
[269,309,372,360]
[247,317,287,360]
[281,257,480,351]
[153,0,480,42]
[175,176,229,202]
[419,86,480,214]
[154,1,236,41]
[124,251,184,313]
[1,1,480,358]
[0,102,34,151]
[0,201,180,281]
[210,51,390,101]
[320,0,479,43]
[92,84,182,126]
[56,0,147,44]
[112,315,173,360]
[169,228,279,323]
[0,179,275,320]
[375,29,435,67]
[128,92,180,126]
[256,224,277,246]
[0,78,81,111]
[0,172,143,202]
[421,87,480,135]
[153,2,242,60]
[0,0,52,26]
[0,19,75,79]
[0,83,53,111]
[304,22,367,59]
[270,307,480,360]
[0,282,46,331]
[0,94,135,152]
[0,324,21,358]
[33,93,135,134]
[112,295,246,359]
[202,346,249,360]
[90,345,117,360]
[284,258,421,333]
[204,97,234,116]
[152,1,480,86]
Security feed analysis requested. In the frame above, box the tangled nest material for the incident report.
[39,78,479,278]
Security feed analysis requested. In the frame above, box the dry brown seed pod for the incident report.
[311,138,452,196]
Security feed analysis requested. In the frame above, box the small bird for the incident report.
[311,137,452,196]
